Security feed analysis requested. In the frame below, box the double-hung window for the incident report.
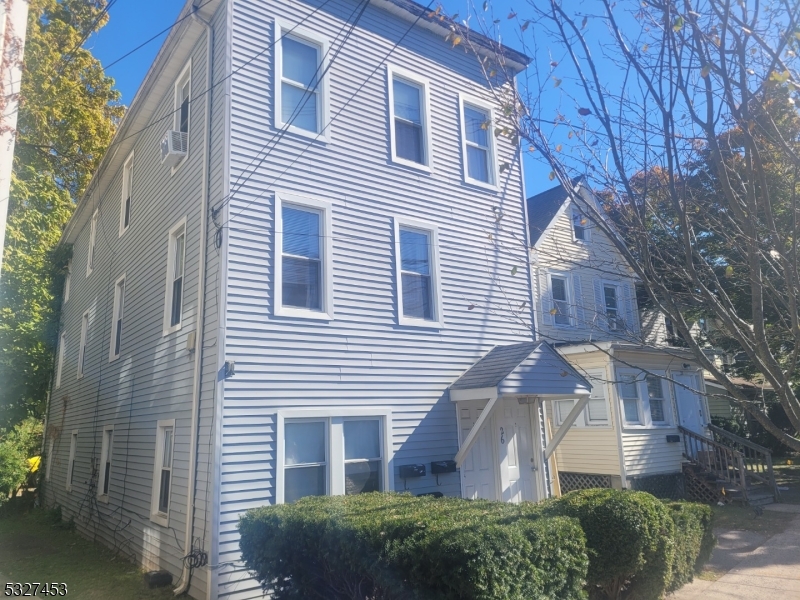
[619,374,642,425]
[151,420,175,526]
[110,275,125,361]
[278,412,391,504]
[120,153,133,235]
[617,370,672,428]
[552,370,609,427]
[164,219,186,334]
[646,375,667,424]
[550,274,571,326]
[66,430,78,492]
[98,426,113,500]
[77,311,89,379]
[603,283,622,330]
[275,23,326,137]
[394,218,442,327]
[460,96,495,186]
[87,209,98,277]
[388,67,431,169]
[56,332,66,389]
[275,194,332,319]
[573,209,589,241]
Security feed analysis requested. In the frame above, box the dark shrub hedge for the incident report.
[664,502,715,591]
[239,492,588,600]
[538,489,675,600]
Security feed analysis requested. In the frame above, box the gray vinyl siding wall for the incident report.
[44,6,228,598]
[216,0,531,597]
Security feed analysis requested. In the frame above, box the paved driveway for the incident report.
[670,505,800,599]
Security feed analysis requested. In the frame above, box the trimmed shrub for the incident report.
[538,489,675,600]
[663,501,715,591]
[239,493,588,600]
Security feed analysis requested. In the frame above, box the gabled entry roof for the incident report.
[450,341,592,401]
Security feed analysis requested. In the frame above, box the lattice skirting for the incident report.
[628,473,686,500]
[683,465,724,504]
[559,472,613,493]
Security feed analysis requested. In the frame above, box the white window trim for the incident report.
[109,273,126,362]
[616,369,674,430]
[163,218,187,336]
[66,430,78,492]
[387,65,433,173]
[150,419,175,527]
[458,94,498,190]
[275,408,394,505]
[171,61,191,174]
[273,20,330,143]
[97,425,114,502]
[86,209,98,277]
[393,216,444,328]
[274,192,334,320]
[56,331,66,389]
[601,280,624,332]
[45,437,55,482]
[63,259,71,303]
[77,310,89,379]
[571,207,591,243]
[549,271,574,328]
[119,152,134,237]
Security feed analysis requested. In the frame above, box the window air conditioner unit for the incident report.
[608,315,625,331]
[161,130,188,167]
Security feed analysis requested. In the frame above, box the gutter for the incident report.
[175,4,213,596]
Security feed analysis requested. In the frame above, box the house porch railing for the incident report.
[707,423,780,501]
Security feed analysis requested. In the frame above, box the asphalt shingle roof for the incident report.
[526,176,584,245]
[451,341,545,390]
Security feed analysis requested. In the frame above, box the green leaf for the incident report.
[673,15,684,31]
[700,64,711,78]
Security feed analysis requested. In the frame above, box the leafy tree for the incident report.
[0,0,122,427]
[0,416,44,505]
[454,0,800,448]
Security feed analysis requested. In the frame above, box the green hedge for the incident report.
[239,493,588,600]
[663,502,715,592]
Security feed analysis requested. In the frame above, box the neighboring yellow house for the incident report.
[528,180,710,498]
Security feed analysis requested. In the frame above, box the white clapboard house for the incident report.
[41,1,598,598]
[527,178,712,498]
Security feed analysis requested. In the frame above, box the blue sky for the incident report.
[87,0,573,194]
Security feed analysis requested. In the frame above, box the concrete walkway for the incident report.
[670,505,800,599]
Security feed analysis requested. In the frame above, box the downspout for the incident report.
[175,5,213,596]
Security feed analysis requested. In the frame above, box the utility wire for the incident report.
[215,0,438,226]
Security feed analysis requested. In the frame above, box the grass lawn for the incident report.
[0,507,175,599]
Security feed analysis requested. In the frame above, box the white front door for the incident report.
[496,397,536,503]
[459,401,497,500]
[673,372,706,435]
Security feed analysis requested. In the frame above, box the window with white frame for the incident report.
[646,375,667,424]
[56,331,66,389]
[110,275,125,361]
[554,399,577,426]
[617,370,672,427]
[275,194,332,318]
[176,66,190,136]
[120,153,133,235]
[164,220,186,334]
[66,430,78,491]
[585,371,609,425]
[550,274,572,326]
[77,311,89,379]
[64,259,71,303]
[603,283,622,330]
[278,413,390,504]
[619,374,642,424]
[389,68,430,168]
[151,420,174,525]
[394,218,442,327]
[45,437,55,482]
[87,209,98,277]
[572,209,589,241]
[460,97,494,185]
[98,426,114,499]
[276,27,324,135]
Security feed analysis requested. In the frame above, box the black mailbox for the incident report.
[666,434,681,443]
[399,464,426,478]
[431,460,457,474]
